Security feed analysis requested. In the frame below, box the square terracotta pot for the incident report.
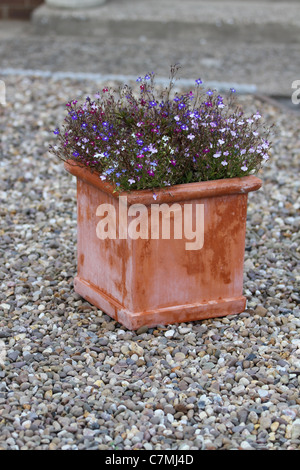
[64,161,262,330]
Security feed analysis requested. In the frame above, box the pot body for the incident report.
[65,161,262,330]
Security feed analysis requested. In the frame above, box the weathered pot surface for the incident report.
[65,160,262,330]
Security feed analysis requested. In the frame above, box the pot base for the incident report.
[74,276,246,330]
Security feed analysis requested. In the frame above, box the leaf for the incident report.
[186,171,193,183]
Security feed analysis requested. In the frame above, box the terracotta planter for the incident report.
[64,161,262,330]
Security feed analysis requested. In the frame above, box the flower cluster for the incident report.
[50,65,272,192]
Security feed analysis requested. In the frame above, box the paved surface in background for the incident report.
[0,0,299,97]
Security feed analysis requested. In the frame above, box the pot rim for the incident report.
[64,160,262,205]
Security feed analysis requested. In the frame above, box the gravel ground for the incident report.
[0,75,299,450]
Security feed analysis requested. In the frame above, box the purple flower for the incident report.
[136,139,144,145]
[53,128,60,135]
[195,78,202,85]
[206,90,214,96]
[230,88,236,93]
[81,123,87,129]
[149,101,157,107]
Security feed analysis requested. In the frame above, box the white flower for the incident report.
[94,153,104,159]
[153,193,158,200]
[221,160,228,166]
[128,178,136,184]
[238,120,244,125]
[187,134,195,140]
[231,130,237,137]
[246,118,254,124]
[240,149,246,155]
[174,116,180,121]
[218,139,225,145]
[162,136,170,141]
[252,131,259,136]
[213,152,222,158]
[100,175,106,181]
[148,143,157,154]
[253,112,261,120]
[241,165,248,171]
[262,154,269,160]
[261,141,270,149]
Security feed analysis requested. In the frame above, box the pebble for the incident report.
[0,78,299,451]
[291,420,300,440]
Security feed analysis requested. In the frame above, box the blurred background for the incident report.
[0,0,299,103]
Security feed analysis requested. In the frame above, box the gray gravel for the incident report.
[0,75,299,450]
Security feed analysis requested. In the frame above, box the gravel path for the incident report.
[0,75,299,450]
